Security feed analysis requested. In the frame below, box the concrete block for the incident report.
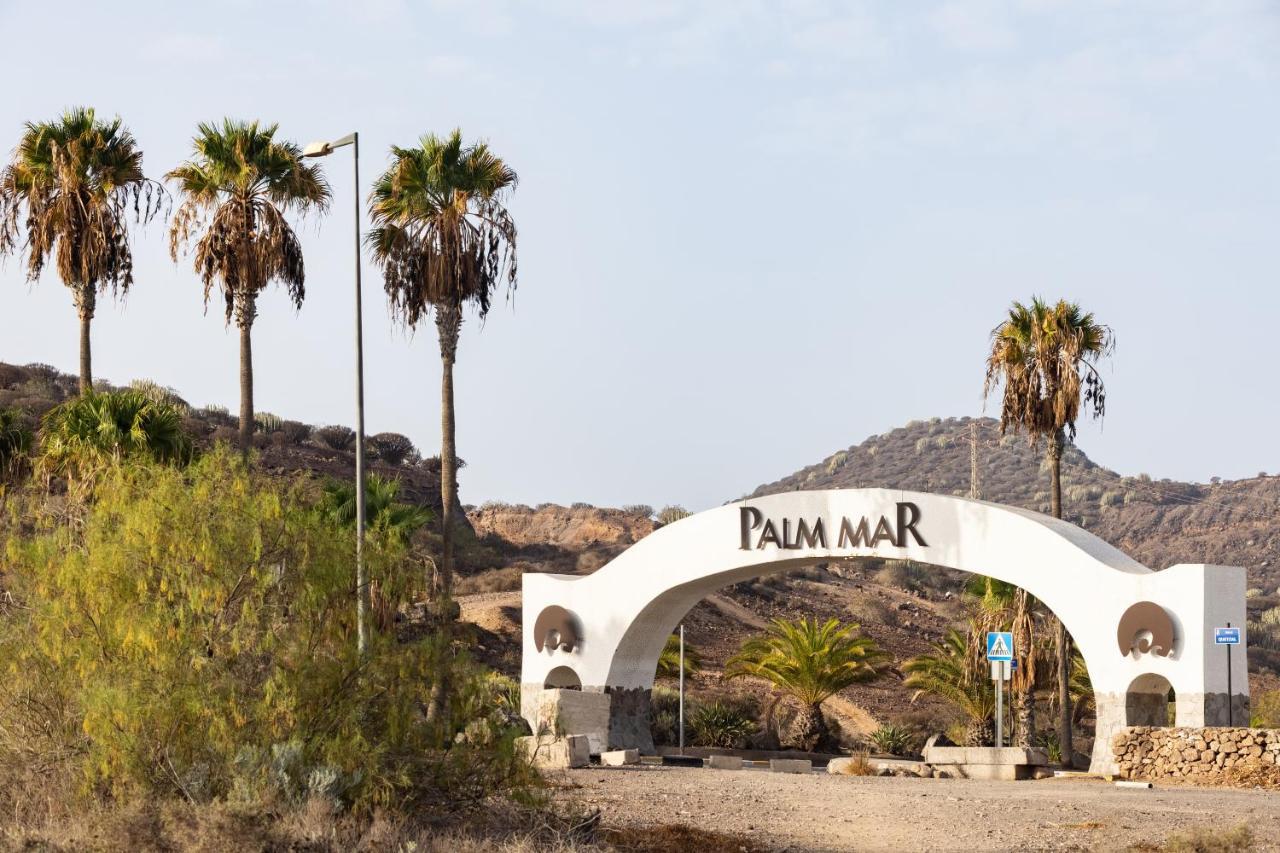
[601,749,640,766]
[521,689,612,756]
[770,759,812,774]
[517,735,590,770]
[709,755,744,770]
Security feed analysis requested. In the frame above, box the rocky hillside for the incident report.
[750,416,1280,591]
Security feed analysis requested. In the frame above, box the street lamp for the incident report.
[303,131,369,656]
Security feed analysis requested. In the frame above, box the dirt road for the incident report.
[564,765,1280,851]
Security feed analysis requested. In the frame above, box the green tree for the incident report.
[0,108,164,393]
[984,297,1112,766]
[39,389,191,486]
[367,130,518,613]
[655,632,703,680]
[0,408,33,482]
[726,617,886,752]
[903,629,996,746]
[322,473,432,543]
[167,120,330,453]
[964,575,1041,748]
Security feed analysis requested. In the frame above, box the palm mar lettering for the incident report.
[738,502,926,551]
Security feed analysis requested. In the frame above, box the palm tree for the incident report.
[655,633,703,680]
[726,617,887,752]
[984,296,1112,766]
[367,130,518,611]
[904,629,996,746]
[39,389,191,485]
[167,120,330,453]
[322,473,432,542]
[964,576,1040,747]
[0,108,164,394]
[0,408,33,481]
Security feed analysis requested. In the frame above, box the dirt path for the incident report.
[563,766,1280,852]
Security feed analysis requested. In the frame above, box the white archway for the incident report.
[521,489,1248,773]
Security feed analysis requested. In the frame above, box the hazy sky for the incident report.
[0,1,1276,511]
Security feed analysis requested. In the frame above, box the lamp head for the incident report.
[303,141,332,158]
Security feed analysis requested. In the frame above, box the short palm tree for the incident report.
[167,120,330,453]
[322,473,432,543]
[39,389,191,485]
[904,629,996,746]
[367,130,517,611]
[984,296,1112,766]
[726,617,887,752]
[655,633,703,681]
[965,575,1040,747]
[0,108,164,394]
[0,408,33,481]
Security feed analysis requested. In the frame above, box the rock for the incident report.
[601,749,640,766]
[517,735,590,770]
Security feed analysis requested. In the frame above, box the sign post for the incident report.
[986,632,1014,748]
[1214,624,1241,726]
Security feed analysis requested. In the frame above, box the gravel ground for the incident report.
[562,765,1280,852]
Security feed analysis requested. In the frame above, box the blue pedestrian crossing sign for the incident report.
[1214,627,1241,645]
[986,632,1014,661]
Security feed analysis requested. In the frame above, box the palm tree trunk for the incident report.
[434,305,462,607]
[238,318,254,455]
[75,290,95,395]
[1013,589,1035,748]
[1047,429,1074,766]
[425,305,463,732]
[789,702,830,753]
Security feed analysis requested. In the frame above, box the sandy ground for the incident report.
[562,765,1280,852]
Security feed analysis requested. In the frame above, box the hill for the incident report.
[750,416,1280,591]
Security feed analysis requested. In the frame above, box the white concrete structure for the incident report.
[520,489,1248,774]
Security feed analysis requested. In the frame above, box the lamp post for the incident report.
[303,132,368,655]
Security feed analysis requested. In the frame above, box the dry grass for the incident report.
[832,751,876,776]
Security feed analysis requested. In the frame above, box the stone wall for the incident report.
[1112,727,1280,780]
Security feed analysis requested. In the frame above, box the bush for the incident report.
[279,420,312,445]
[0,448,529,811]
[690,699,758,749]
[371,432,418,466]
[656,505,691,526]
[315,425,357,452]
[255,411,284,434]
[1251,690,1280,728]
[621,504,653,518]
[865,724,915,757]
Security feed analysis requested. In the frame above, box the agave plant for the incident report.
[690,699,758,749]
[726,617,887,752]
[39,389,192,484]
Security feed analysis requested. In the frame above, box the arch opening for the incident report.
[1125,673,1175,727]
[544,665,582,690]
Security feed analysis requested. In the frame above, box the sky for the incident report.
[0,0,1276,512]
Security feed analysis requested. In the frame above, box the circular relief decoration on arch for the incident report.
[1116,601,1176,658]
[534,605,582,653]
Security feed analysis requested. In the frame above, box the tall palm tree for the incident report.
[904,629,996,746]
[0,108,164,394]
[726,617,887,752]
[367,130,518,612]
[984,296,1112,766]
[167,120,329,453]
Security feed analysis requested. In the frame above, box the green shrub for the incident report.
[370,432,418,466]
[865,724,915,757]
[38,390,192,485]
[0,448,527,811]
[315,425,356,451]
[0,406,33,479]
[690,699,758,749]
[1251,690,1280,728]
